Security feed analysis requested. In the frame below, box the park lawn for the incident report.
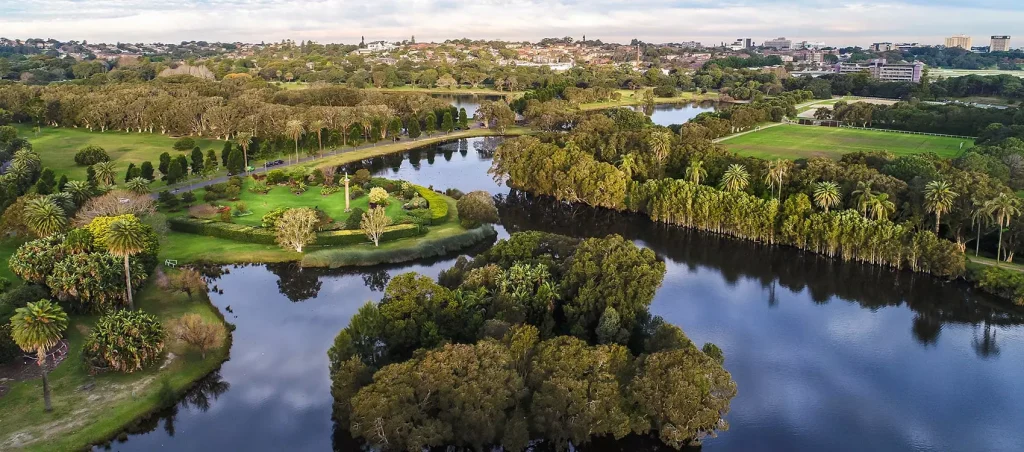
[16,124,225,188]
[0,240,22,283]
[721,124,974,160]
[579,89,719,111]
[0,273,230,451]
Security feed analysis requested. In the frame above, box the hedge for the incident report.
[414,185,450,225]
[302,225,497,268]
[970,265,1024,305]
[168,217,424,247]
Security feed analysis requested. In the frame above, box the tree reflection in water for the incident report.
[267,262,323,302]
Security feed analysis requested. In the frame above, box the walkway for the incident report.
[713,122,786,143]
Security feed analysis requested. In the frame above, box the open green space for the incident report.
[929,68,1024,79]
[15,125,225,188]
[721,124,974,160]
[579,89,719,111]
[0,273,230,451]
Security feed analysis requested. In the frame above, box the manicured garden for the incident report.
[721,124,974,160]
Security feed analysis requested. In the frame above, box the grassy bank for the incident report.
[0,273,231,451]
[579,90,719,111]
[16,125,225,188]
[721,124,973,160]
[303,223,497,268]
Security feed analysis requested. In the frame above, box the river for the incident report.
[104,137,1024,452]
[437,93,717,127]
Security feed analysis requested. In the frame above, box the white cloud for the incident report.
[1,0,1022,46]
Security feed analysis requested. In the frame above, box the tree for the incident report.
[10,299,68,412]
[285,119,305,164]
[868,193,896,221]
[172,313,224,359]
[458,107,469,129]
[647,130,672,176]
[227,148,244,175]
[56,174,69,193]
[309,121,325,157]
[124,163,141,182]
[173,268,206,299]
[368,187,389,206]
[203,149,219,176]
[972,204,993,257]
[685,159,707,185]
[190,147,204,175]
[985,193,1021,265]
[104,216,148,309]
[456,191,499,228]
[83,310,164,373]
[35,168,56,195]
[720,164,749,192]
[74,145,109,166]
[24,197,66,238]
[424,112,437,135]
[813,181,841,213]
[924,180,958,234]
[361,207,391,246]
[408,118,422,138]
[174,155,190,182]
[221,141,232,167]
[814,107,832,120]
[852,181,874,217]
[165,156,183,184]
[764,159,790,199]
[63,180,92,205]
[235,132,253,171]
[275,208,318,252]
[158,152,171,177]
[441,111,455,134]
[140,161,155,181]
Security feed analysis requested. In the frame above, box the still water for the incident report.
[433,93,507,118]
[640,101,718,127]
[105,138,1024,451]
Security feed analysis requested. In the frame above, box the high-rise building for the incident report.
[945,35,972,49]
[991,36,1011,52]
[764,37,792,50]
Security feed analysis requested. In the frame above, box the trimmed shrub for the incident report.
[349,186,365,199]
[321,185,341,196]
[261,207,290,229]
[344,207,366,230]
[266,169,289,185]
[302,224,497,268]
[169,217,277,245]
[369,187,389,205]
[74,145,110,166]
[317,224,422,246]
[415,185,450,224]
[249,180,270,194]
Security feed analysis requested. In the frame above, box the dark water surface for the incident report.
[105,138,1024,452]
[433,93,507,119]
[640,101,718,127]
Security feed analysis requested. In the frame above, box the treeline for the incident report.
[823,101,1021,136]
[704,54,784,69]
[903,47,1024,71]
[786,72,1024,101]
[329,232,736,450]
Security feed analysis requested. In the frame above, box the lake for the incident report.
[639,101,718,126]
[104,137,1024,452]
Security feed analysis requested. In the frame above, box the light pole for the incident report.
[344,171,351,212]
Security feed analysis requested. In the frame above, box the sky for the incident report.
[1,0,1022,48]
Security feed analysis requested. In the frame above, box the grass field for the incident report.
[721,124,974,160]
[16,125,225,188]
[0,272,230,451]
[579,89,719,111]
[929,68,1024,79]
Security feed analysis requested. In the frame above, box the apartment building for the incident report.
[764,37,792,50]
[991,36,1011,52]
[945,35,972,49]
[834,59,924,83]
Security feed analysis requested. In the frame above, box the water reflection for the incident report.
[635,101,717,126]
[107,137,1024,452]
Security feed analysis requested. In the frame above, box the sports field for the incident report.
[721,124,974,160]
[16,125,224,185]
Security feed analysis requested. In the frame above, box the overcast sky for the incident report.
[1,0,1021,47]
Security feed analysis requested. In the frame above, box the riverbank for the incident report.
[0,272,232,451]
[578,89,720,111]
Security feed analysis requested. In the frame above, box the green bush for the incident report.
[169,217,277,245]
[972,265,1024,305]
[261,207,289,229]
[83,310,165,373]
[317,224,423,246]
[266,169,289,185]
[349,186,365,199]
[303,225,497,268]
[321,185,341,196]
[0,323,21,364]
[0,285,49,321]
[74,145,110,166]
[415,185,450,224]
[344,207,366,230]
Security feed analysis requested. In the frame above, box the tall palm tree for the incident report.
[235,132,253,173]
[104,217,147,309]
[813,181,841,213]
[618,153,637,180]
[984,193,1021,266]
[685,159,707,185]
[285,119,305,164]
[720,164,749,192]
[24,197,66,238]
[852,181,874,217]
[924,180,958,234]
[10,299,68,412]
[764,160,779,198]
[972,203,993,257]
[868,193,896,221]
[309,119,325,158]
[647,130,672,176]
[763,159,790,199]
[93,161,117,186]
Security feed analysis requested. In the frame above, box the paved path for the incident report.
[156,125,490,196]
[713,121,786,143]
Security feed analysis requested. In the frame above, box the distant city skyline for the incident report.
[1,0,1021,47]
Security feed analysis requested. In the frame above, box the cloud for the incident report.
[1,0,1022,46]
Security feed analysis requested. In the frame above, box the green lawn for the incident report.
[579,89,719,111]
[0,273,230,451]
[16,125,225,188]
[0,240,21,283]
[721,124,974,160]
